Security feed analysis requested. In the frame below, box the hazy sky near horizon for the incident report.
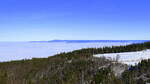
[0,0,150,41]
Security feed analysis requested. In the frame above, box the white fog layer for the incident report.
[0,41,133,62]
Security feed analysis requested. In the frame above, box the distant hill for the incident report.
[30,40,150,43]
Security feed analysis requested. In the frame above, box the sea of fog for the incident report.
[0,40,148,62]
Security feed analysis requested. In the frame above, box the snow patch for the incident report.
[93,50,150,65]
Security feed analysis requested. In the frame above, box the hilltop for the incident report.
[0,42,150,84]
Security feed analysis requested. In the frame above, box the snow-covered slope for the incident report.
[94,50,150,65]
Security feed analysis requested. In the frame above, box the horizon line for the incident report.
[0,40,150,42]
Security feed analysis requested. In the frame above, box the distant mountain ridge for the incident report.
[30,40,150,43]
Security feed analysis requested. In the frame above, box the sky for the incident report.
[0,0,150,41]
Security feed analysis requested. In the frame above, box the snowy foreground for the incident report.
[94,50,150,65]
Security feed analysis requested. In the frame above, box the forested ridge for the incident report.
[0,42,150,84]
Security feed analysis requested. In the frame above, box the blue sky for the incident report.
[0,0,150,41]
